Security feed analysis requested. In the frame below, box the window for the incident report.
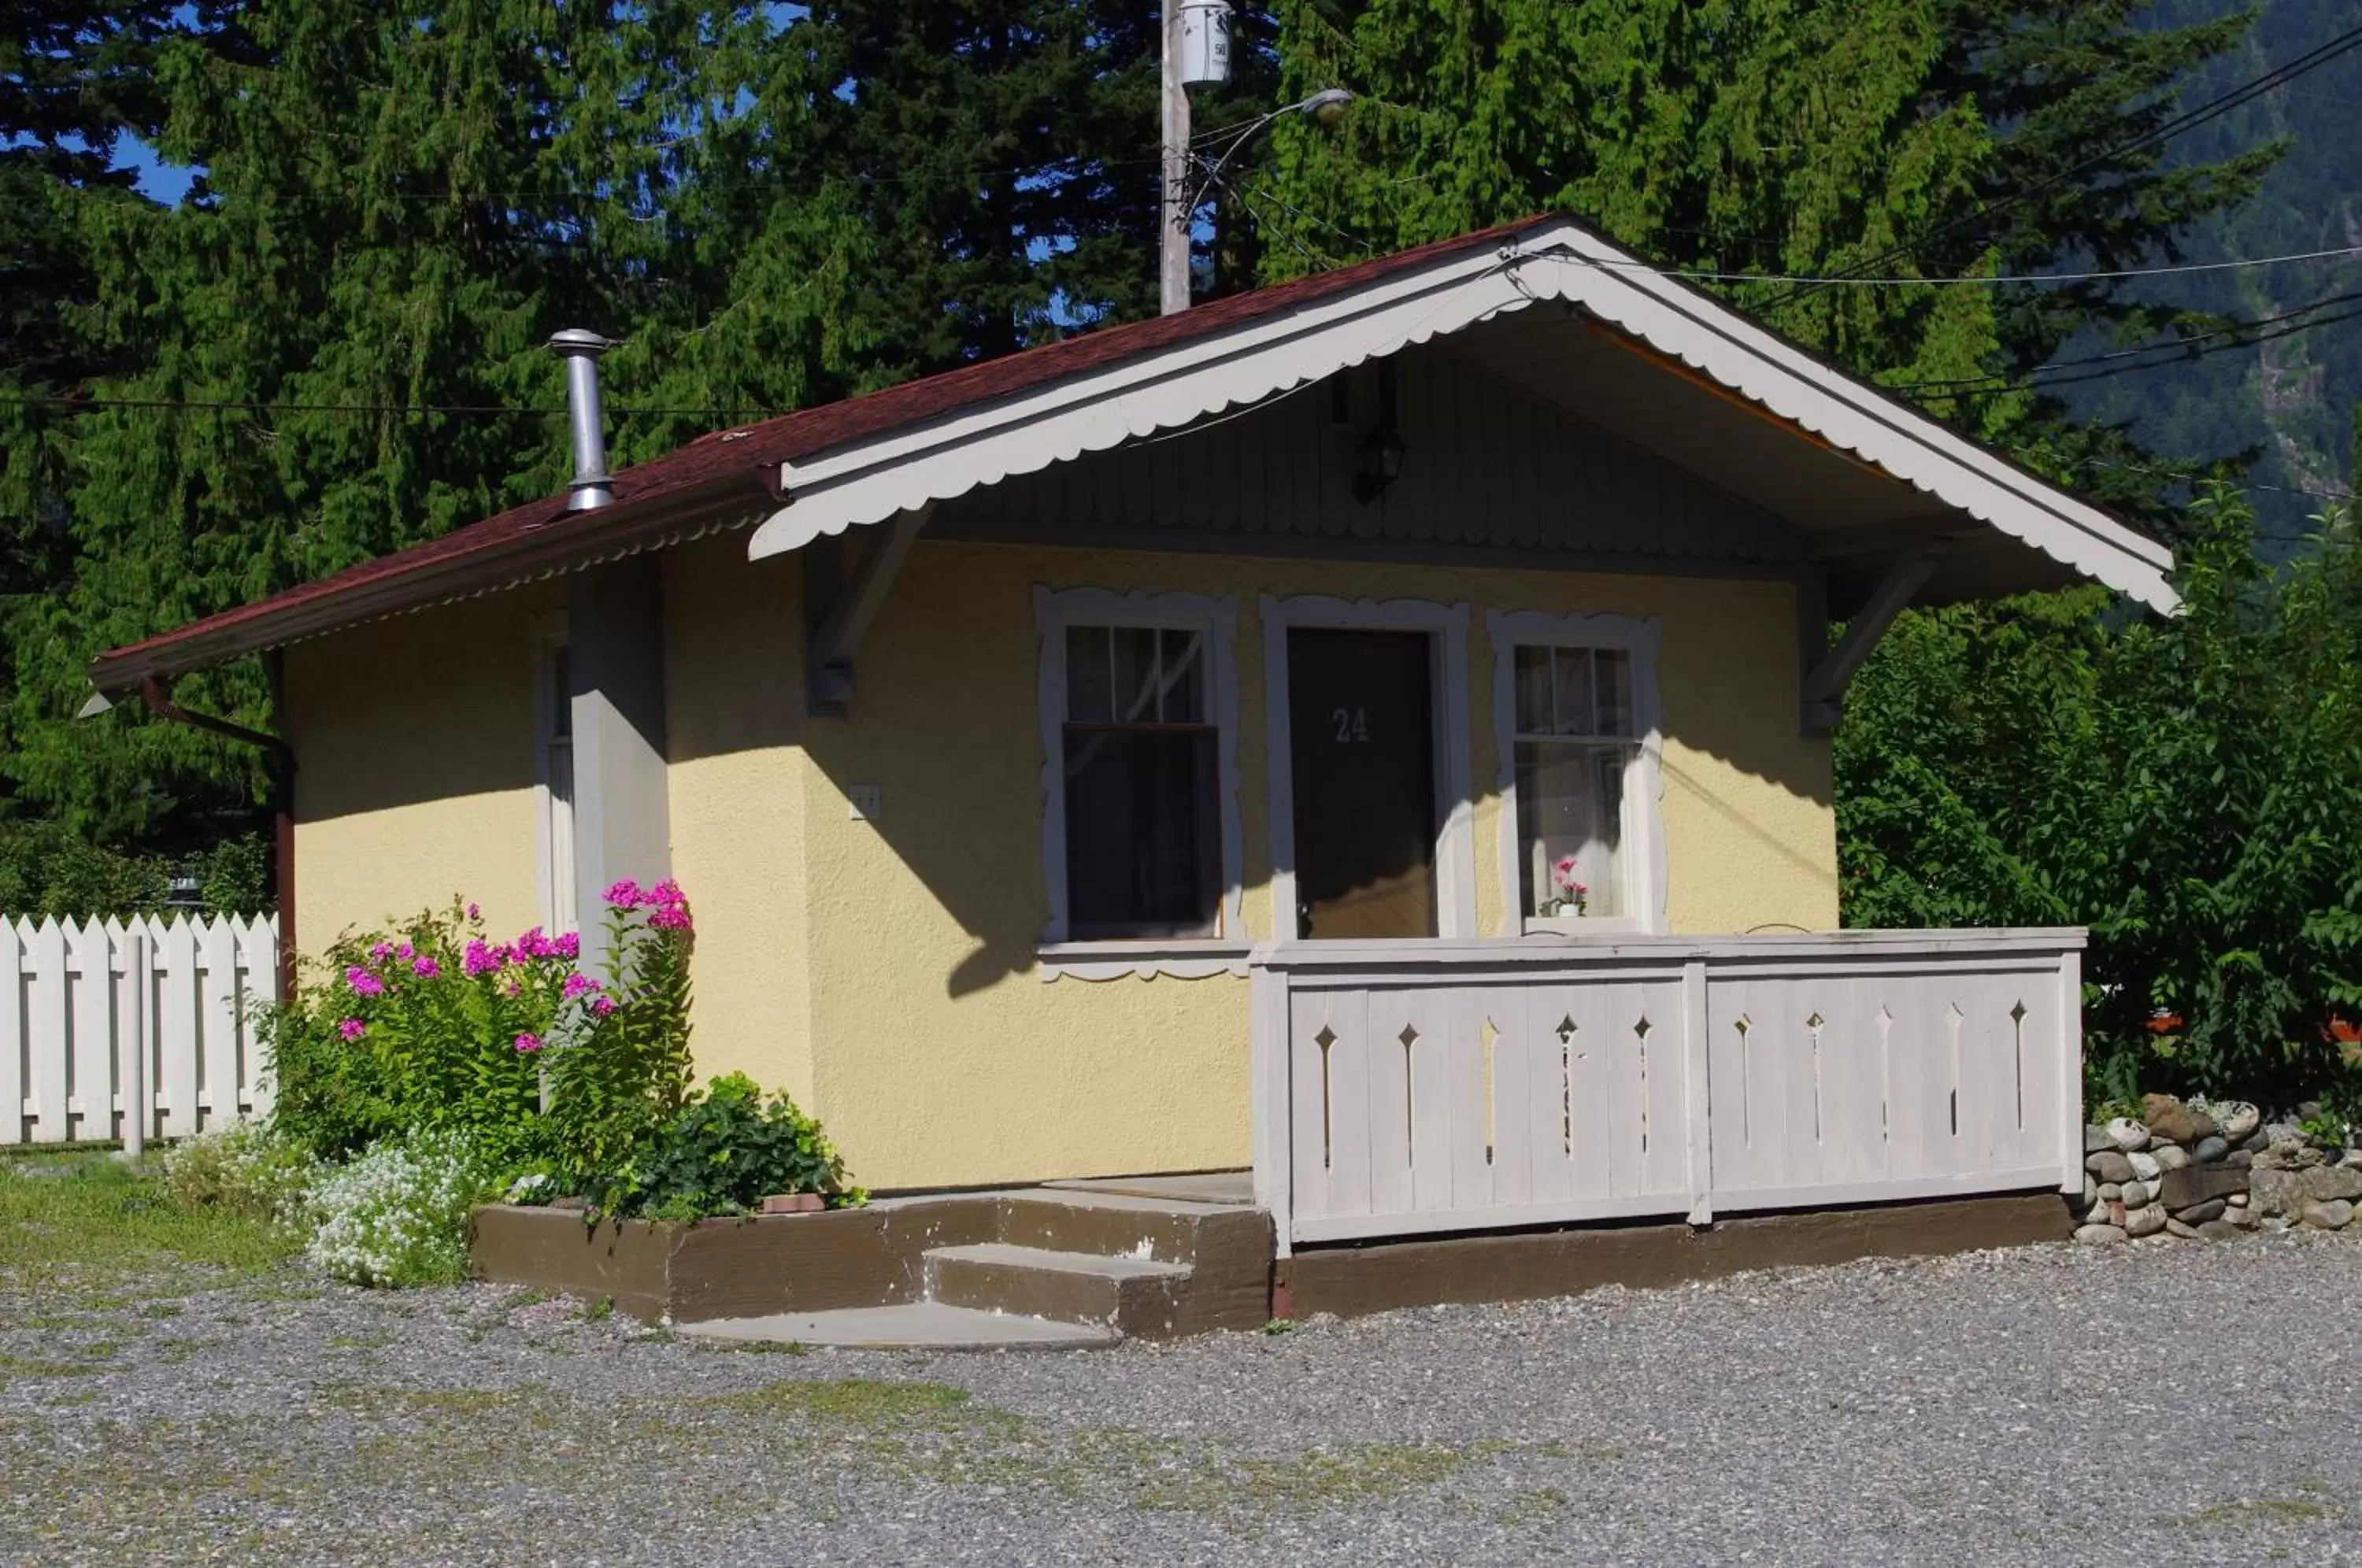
[1061,624,1219,937]
[1490,611,1663,933]
[1512,646,1638,919]
[1035,588,1242,967]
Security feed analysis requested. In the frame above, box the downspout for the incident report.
[137,670,299,998]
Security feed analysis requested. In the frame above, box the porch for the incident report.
[1250,929,2082,1254]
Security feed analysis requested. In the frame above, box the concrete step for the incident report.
[679,1301,1118,1351]
[924,1241,1192,1337]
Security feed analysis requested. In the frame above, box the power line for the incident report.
[1891,287,2362,392]
[1904,299,2362,401]
[1547,243,2362,290]
[0,395,796,418]
[2033,451,2356,505]
[1753,18,2362,314]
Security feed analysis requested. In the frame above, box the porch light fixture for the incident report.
[1353,427,1405,505]
[1351,360,1405,505]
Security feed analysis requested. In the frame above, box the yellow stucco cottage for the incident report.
[91,215,2172,1263]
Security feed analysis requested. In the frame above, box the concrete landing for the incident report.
[1045,1170,1255,1206]
[676,1302,1120,1351]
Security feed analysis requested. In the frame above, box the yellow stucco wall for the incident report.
[661,534,817,1106]
[285,584,562,954]
[672,538,1837,1192]
[286,534,1835,1194]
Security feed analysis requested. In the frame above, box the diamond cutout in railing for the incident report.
[1555,1015,1577,1045]
[1805,1011,1824,1030]
[1398,1023,1420,1051]
[1634,1015,1653,1041]
[1313,1026,1337,1052]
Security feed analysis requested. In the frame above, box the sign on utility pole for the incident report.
[1161,2,1233,315]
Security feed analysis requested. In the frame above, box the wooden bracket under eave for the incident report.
[1799,540,1949,737]
[805,504,933,717]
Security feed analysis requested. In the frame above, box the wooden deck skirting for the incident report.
[1273,1190,2075,1321]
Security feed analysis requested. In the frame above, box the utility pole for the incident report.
[1159,6,1193,316]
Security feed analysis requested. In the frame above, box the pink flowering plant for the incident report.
[263,878,857,1222]
[264,900,580,1166]
[539,879,700,1189]
[1542,856,1590,918]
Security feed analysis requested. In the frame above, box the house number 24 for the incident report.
[1331,706,1370,743]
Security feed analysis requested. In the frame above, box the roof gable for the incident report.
[90,211,2174,691]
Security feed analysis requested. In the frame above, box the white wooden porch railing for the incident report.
[2,915,279,1152]
[1250,931,2083,1252]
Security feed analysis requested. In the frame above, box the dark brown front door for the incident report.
[1287,628,1438,938]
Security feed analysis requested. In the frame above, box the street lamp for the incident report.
[1189,88,1353,213]
[1161,2,1353,315]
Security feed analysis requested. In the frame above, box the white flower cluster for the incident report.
[303,1131,491,1288]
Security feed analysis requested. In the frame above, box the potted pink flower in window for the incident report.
[1542,856,1588,917]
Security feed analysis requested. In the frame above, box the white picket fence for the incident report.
[3,915,280,1152]
[1252,930,2085,1252]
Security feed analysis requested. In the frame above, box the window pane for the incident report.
[1158,628,1205,723]
[1064,728,1219,934]
[1594,649,1634,737]
[1513,646,1553,733]
[1066,626,1113,721]
[1514,739,1630,919]
[1111,626,1158,722]
[1552,648,1595,735]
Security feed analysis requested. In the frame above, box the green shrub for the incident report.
[159,1120,320,1225]
[265,900,574,1165]
[583,1073,855,1221]
[304,1130,497,1288]
[539,880,698,1187]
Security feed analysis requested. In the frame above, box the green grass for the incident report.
[0,1153,302,1280]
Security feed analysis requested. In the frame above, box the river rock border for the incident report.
[2069,1094,2361,1243]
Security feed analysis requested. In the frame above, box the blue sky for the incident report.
[118,136,198,204]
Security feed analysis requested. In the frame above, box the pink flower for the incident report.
[1552,856,1583,892]
[562,972,601,1000]
[647,904,693,931]
[462,939,498,978]
[345,965,387,997]
[504,976,521,997]
[397,941,415,961]
[602,878,642,909]
[513,1032,543,1054]
[641,878,685,908]
[553,932,579,960]
[338,1017,367,1041]
[412,955,440,978]
[590,996,616,1018]
[466,902,480,920]
[368,942,394,963]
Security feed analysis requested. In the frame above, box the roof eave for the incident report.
[87,472,770,692]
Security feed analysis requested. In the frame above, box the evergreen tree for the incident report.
[2,2,879,867]
[1256,0,2277,514]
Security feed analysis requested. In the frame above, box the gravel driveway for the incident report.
[4,1227,2357,1565]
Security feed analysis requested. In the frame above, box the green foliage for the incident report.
[1260,0,2276,531]
[539,887,698,1189]
[264,902,567,1167]
[587,1073,855,1222]
[1838,485,2362,1107]
[158,1119,320,1226]
[0,821,270,917]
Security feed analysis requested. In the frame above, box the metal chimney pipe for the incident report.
[548,328,616,510]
